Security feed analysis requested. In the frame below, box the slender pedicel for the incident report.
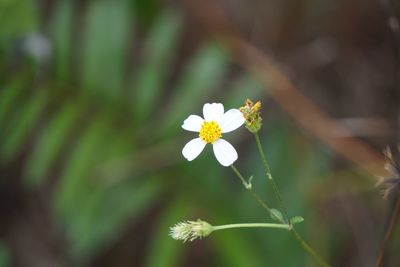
[170,219,290,242]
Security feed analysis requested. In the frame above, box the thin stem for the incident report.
[231,165,272,214]
[253,132,331,267]
[291,228,330,267]
[254,132,290,223]
[213,223,290,231]
[231,164,250,188]
[374,196,400,267]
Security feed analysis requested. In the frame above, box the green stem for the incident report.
[230,164,250,188]
[231,165,272,213]
[291,228,330,267]
[213,223,290,231]
[253,132,331,267]
[254,132,290,223]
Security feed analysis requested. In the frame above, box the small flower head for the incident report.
[170,220,214,242]
[239,99,262,133]
[376,146,400,199]
[182,103,245,166]
[199,121,222,143]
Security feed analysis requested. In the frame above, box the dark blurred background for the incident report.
[0,0,399,266]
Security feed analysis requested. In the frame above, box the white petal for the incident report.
[212,139,238,167]
[203,103,224,122]
[219,109,245,133]
[182,115,204,132]
[182,138,206,161]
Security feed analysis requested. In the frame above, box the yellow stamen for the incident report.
[199,121,222,144]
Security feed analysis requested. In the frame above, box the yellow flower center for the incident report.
[199,121,222,144]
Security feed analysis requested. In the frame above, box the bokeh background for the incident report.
[0,0,399,266]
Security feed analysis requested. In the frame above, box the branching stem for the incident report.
[231,164,273,214]
[229,133,331,267]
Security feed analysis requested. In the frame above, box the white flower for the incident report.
[182,103,245,166]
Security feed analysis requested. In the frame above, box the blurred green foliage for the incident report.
[0,243,10,267]
[0,0,337,266]
[0,0,38,45]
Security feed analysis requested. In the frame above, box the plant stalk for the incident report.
[213,223,290,231]
[252,132,331,267]
[291,228,330,267]
[254,132,290,223]
[231,165,272,213]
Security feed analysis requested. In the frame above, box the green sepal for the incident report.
[290,216,304,224]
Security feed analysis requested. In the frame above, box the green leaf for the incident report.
[0,90,46,161]
[133,10,182,122]
[69,177,163,263]
[290,216,304,224]
[0,0,38,43]
[0,242,10,267]
[55,116,109,217]
[24,101,83,186]
[143,198,188,267]
[49,0,73,81]
[80,0,131,100]
[54,114,164,263]
[161,43,229,133]
[0,77,27,127]
[269,208,284,223]
[133,0,160,24]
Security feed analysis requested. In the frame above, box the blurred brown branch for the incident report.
[183,0,386,177]
[374,196,400,267]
